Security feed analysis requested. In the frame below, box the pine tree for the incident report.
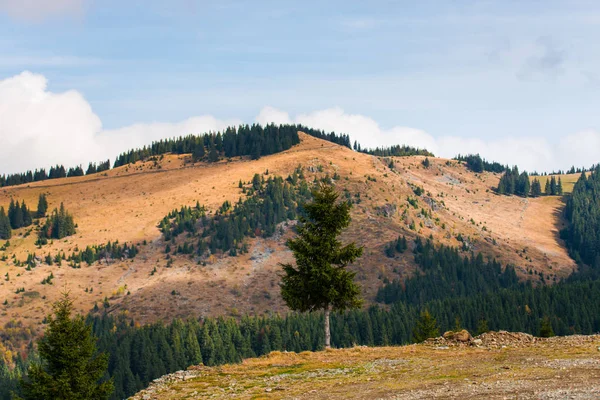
[476,318,489,335]
[545,178,551,195]
[530,178,542,197]
[412,309,439,343]
[280,183,363,348]
[208,139,219,163]
[539,317,555,338]
[39,203,76,240]
[19,292,113,399]
[8,199,23,229]
[21,201,32,227]
[192,141,205,162]
[550,176,557,195]
[557,177,563,195]
[37,194,48,218]
[0,207,11,240]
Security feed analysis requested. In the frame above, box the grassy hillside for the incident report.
[131,333,600,399]
[531,173,581,194]
[0,133,575,331]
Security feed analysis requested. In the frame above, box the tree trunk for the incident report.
[324,305,331,349]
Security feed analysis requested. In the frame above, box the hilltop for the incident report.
[0,133,575,330]
[131,332,600,399]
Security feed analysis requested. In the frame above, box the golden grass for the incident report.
[0,133,576,330]
[530,173,582,194]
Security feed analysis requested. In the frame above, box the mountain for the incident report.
[0,132,575,331]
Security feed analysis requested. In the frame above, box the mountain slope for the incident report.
[0,133,575,329]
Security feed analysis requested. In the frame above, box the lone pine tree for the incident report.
[0,206,11,239]
[19,292,113,400]
[280,183,363,349]
[37,194,48,218]
[412,309,440,343]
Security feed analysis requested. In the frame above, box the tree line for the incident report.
[497,166,563,197]
[64,241,138,268]
[357,143,433,157]
[114,124,351,168]
[530,165,591,176]
[0,195,50,240]
[454,154,506,173]
[36,203,76,243]
[160,168,312,257]
[377,237,519,304]
[0,161,110,189]
[561,165,600,269]
[0,123,351,190]
[1,122,441,191]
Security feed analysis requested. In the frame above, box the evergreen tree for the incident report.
[476,318,489,335]
[37,194,48,218]
[86,163,97,175]
[39,203,76,240]
[539,317,555,338]
[207,139,219,163]
[557,177,563,195]
[21,201,32,227]
[550,176,557,195]
[516,172,530,197]
[0,207,11,239]
[562,166,600,268]
[454,154,505,173]
[530,178,542,197]
[497,167,531,197]
[19,293,113,399]
[280,183,363,348]
[8,199,23,229]
[192,141,205,162]
[545,178,551,195]
[412,309,439,343]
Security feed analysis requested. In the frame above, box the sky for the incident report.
[0,0,599,174]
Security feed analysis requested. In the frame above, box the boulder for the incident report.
[442,330,473,343]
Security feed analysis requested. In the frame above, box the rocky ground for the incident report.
[131,331,600,399]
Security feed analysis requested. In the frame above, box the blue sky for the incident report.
[0,0,599,173]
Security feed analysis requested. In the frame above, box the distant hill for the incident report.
[0,132,576,331]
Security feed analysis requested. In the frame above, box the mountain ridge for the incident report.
[0,132,575,331]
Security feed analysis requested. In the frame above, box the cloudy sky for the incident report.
[1,0,599,174]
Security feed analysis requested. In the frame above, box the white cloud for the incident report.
[437,136,555,172]
[255,106,291,126]
[258,106,438,153]
[0,71,238,174]
[0,72,597,176]
[557,130,600,171]
[0,0,86,22]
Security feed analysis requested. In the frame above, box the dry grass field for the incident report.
[531,173,581,194]
[131,333,600,399]
[0,133,576,333]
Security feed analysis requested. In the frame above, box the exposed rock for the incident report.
[423,196,443,211]
[376,203,397,218]
[443,329,472,343]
